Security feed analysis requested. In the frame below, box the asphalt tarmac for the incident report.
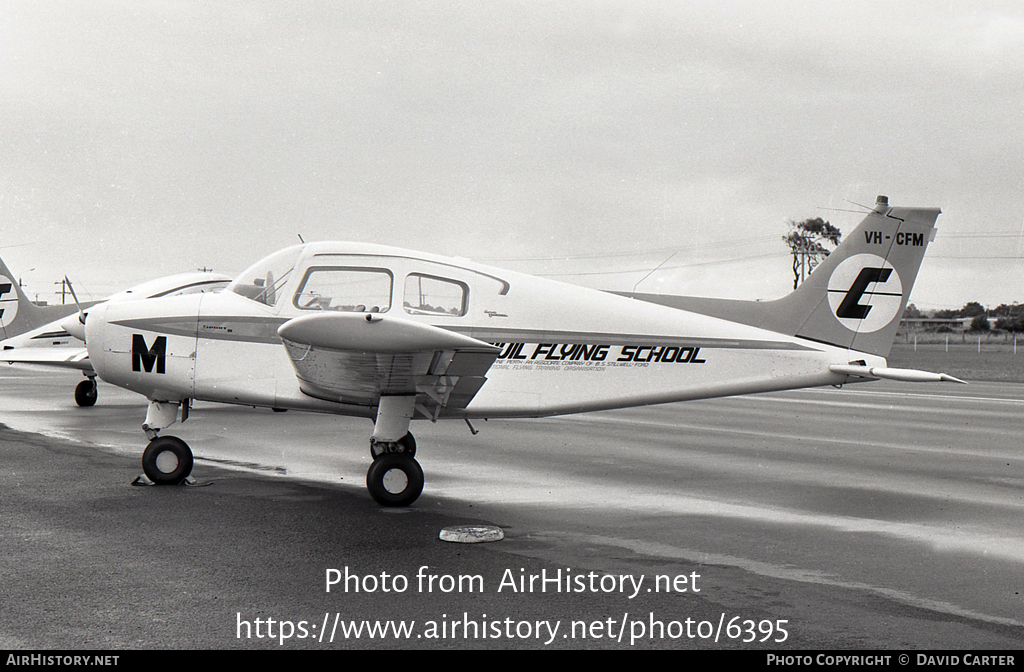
[1,367,1022,650]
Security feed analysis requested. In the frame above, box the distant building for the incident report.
[899,317,974,331]
[901,317,995,333]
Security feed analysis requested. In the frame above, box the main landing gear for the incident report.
[74,376,98,407]
[366,395,423,507]
[366,433,423,507]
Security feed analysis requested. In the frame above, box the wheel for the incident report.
[75,379,97,407]
[142,436,194,485]
[366,454,424,507]
[369,432,416,459]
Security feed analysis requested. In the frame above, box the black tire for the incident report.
[366,454,424,507]
[75,380,97,407]
[142,436,194,485]
[369,432,416,459]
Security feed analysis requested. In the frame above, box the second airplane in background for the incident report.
[0,269,230,406]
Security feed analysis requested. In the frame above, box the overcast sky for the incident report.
[2,1,1022,310]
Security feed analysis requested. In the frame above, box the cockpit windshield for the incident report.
[226,245,304,307]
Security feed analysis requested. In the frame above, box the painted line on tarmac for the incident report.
[563,414,1024,462]
[795,386,1024,406]
[541,532,1024,629]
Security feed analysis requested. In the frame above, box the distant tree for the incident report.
[991,303,1024,319]
[969,314,991,332]
[932,303,986,320]
[904,303,923,319]
[782,217,842,289]
[958,302,986,318]
[995,316,1024,332]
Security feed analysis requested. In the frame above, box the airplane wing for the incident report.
[0,346,93,371]
[277,313,500,419]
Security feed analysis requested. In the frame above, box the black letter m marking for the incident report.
[132,334,166,374]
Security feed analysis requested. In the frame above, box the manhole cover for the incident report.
[439,525,504,544]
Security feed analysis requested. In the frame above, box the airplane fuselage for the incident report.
[84,243,881,421]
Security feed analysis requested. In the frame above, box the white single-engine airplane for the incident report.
[63,196,957,506]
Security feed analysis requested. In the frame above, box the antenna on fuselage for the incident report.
[630,252,676,296]
[297,234,305,243]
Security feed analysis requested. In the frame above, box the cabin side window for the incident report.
[294,267,393,313]
[403,274,468,317]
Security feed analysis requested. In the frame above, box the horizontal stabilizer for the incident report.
[829,364,966,384]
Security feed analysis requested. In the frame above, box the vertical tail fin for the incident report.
[0,256,79,341]
[620,196,940,359]
[775,195,940,356]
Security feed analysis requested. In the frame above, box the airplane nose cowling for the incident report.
[83,302,109,361]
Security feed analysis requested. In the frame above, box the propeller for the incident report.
[57,276,88,342]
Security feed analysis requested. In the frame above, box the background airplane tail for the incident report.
[0,256,79,340]
[773,195,939,357]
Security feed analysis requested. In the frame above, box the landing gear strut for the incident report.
[75,377,98,407]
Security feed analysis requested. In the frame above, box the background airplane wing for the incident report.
[277,313,499,418]
[0,347,93,371]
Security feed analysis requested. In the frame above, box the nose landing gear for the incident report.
[136,399,194,485]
